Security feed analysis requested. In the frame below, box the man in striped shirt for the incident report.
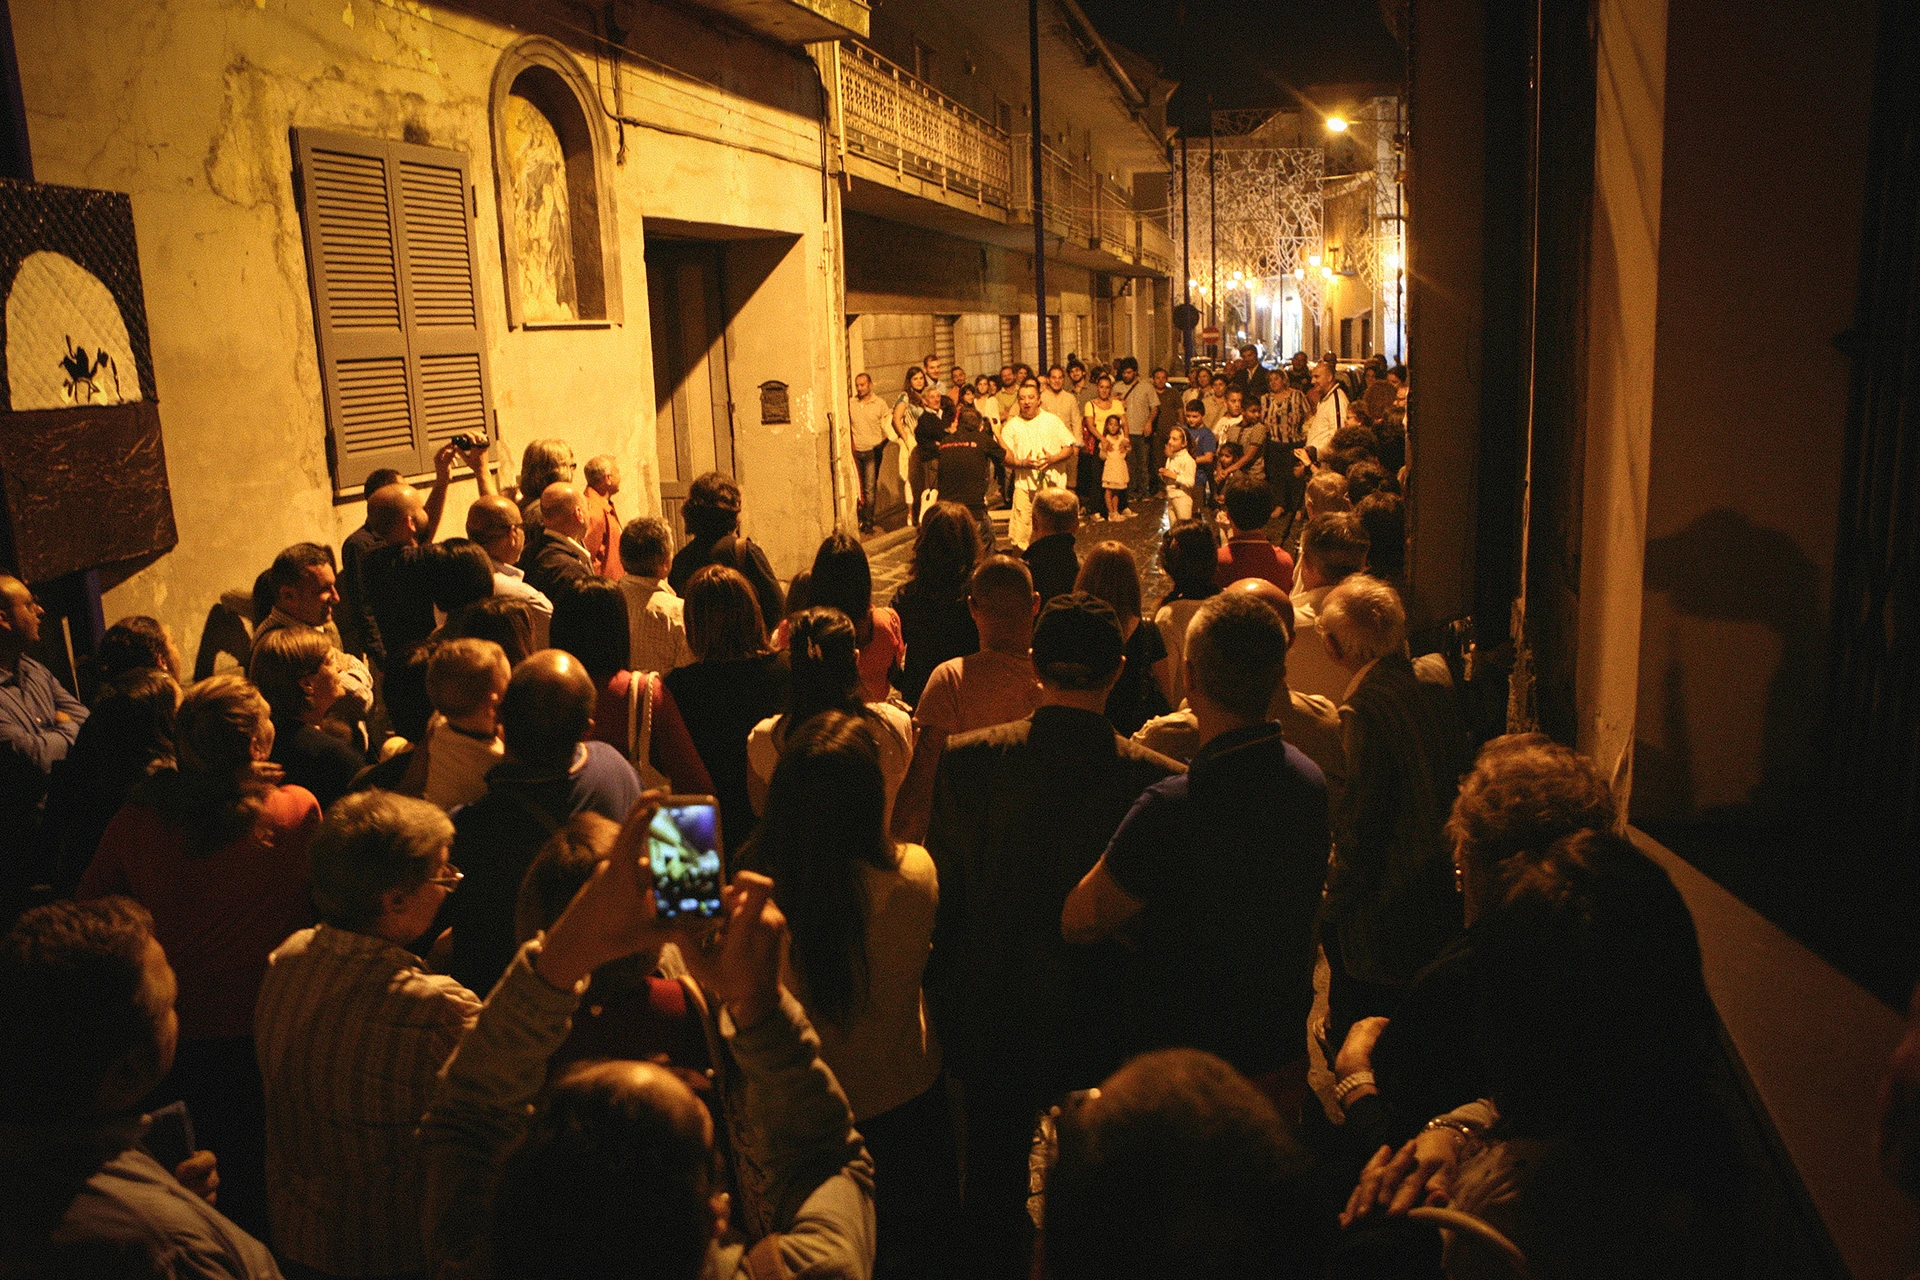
[256,792,480,1280]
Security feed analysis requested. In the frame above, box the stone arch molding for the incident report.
[489,36,624,327]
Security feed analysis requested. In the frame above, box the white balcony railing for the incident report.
[839,43,1012,207]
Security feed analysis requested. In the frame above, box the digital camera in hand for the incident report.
[649,799,724,919]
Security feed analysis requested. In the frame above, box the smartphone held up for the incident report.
[647,797,724,920]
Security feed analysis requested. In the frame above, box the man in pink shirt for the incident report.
[891,555,1042,842]
[1214,474,1294,592]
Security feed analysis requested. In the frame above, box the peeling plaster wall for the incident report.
[14,0,841,657]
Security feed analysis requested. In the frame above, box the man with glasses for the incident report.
[256,790,483,1280]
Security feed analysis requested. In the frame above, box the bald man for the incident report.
[445,649,644,994]
[521,483,595,602]
[0,574,86,839]
[580,454,622,577]
[467,494,553,645]
[357,440,491,666]
[1130,576,1345,806]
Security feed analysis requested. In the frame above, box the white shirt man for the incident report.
[1306,361,1351,464]
[1040,368,1080,428]
[1000,383,1077,548]
[465,495,553,647]
[848,375,892,455]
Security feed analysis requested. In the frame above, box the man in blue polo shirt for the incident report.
[1062,589,1328,1080]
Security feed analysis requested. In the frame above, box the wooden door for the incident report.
[646,241,734,547]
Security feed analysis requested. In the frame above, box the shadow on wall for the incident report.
[1631,507,1826,828]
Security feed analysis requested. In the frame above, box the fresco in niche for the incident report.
[504,90,578,322]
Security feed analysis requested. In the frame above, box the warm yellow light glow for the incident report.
[1231,270,1243,282]
[1322,266,1335,280]
[1293,268,1306,281]
[1384,252,1402,271]
[1326,116,1349,133]
[1188,278,1199,289]
[1308,253,1322,268]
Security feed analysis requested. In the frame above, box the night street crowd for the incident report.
[0,347,1792,1279]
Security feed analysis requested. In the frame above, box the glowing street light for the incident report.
[1321,266,1335,281]
[1188,277,1199,289]
[1384,252,1402,271]
[1326,115,1349,133]
[1293,268,1306,281]
[1308,253,1322,268]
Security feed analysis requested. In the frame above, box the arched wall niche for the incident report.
[489,38,624,327]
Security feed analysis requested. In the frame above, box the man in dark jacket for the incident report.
[926,593,1182,1276]
[1021,488,1081,606]
[935,404,1006,548]
[519,484,595,602]
[445,651,643,995]
[1314,575,1474,1046]
[667,472,785,631]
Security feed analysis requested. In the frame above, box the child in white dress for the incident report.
[1100,416,1130,521]
[1159,425,1198,521]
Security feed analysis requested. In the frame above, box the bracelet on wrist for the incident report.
[1332,1071,1376,1105]
[1421,1116,1483,1143]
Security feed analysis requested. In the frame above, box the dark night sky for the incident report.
[1077,0,1405,131]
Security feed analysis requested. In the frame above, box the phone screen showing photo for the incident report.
[649,803,724,919]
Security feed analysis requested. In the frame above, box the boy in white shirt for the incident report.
[423,638,509,810]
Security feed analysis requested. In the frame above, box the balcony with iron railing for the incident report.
[838,42,1012,209]
[836,42,1171,278]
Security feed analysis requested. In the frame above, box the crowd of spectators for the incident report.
[0,358,1781,1280]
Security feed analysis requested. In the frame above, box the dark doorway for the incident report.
[645,239,735,546]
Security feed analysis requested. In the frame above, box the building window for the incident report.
[995,99,1013,134]
[489,39,623,328]
[293,129,496,491]
[913,40,936,84]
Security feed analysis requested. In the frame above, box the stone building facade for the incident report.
[14,0,865,669]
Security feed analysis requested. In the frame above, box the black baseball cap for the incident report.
[1032,592,1124,689]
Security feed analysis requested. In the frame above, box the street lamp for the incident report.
[1326,115,1349,133]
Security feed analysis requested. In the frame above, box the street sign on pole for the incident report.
[1199,325,1221,344]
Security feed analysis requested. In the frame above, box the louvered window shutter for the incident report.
[295,129,494,489]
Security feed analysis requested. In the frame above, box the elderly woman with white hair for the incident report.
[1316,574,1476,1047]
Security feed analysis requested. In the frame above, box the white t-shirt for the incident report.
[425,717,504,811]
[1001,409,1076,491]
[746,702,916,821]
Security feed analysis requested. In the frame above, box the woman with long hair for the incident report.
[79,674,321,1236]
[547,577,712,795]
[744,710,955,1275]
[747,607,913,823]
[1153,519,1223,706]
[1075,542,1171,732]
[889,502,982,706]
[662,564,789,856]
[249,627,365,811]
[45,667,179,891]
[774,532,904,704]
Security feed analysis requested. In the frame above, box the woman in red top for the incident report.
[773,532,904,704]
[548,577,714,794]
[78,673,320,1237]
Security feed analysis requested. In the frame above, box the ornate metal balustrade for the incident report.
[839,43,1012,208]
